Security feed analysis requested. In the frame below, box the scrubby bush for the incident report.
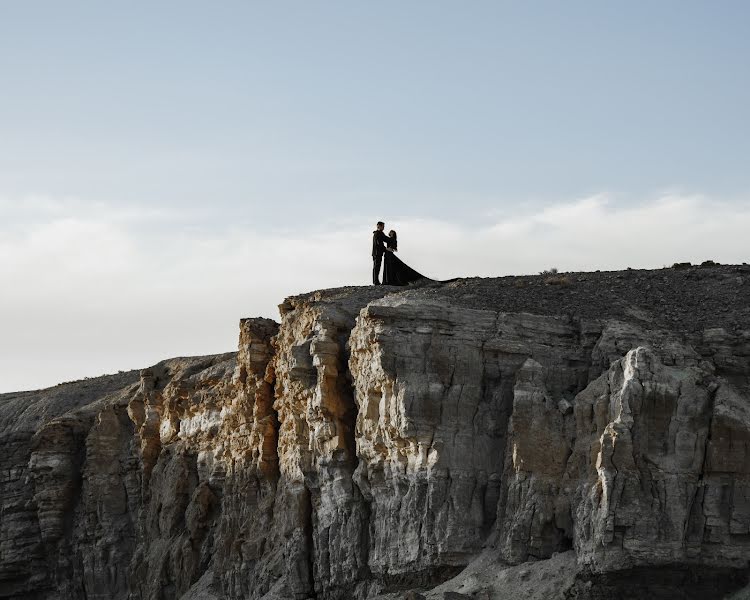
[544,275,571,286]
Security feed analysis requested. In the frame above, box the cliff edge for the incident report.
[1,264,749,600]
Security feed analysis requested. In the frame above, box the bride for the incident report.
[382,230,431,286]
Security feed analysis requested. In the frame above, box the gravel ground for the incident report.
[292,263,750,335]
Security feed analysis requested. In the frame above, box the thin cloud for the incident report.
[0,195,182,225]
[1,193,749,392]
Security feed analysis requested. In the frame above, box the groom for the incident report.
[372,221,390,285]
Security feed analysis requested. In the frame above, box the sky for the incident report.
[1,1,749,392]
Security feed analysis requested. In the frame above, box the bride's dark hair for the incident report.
[388,230,397,251]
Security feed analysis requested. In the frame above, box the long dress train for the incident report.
[382,247,431,286]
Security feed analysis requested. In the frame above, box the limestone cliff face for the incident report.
[348,300,601,578]
[1,268,749,600]
[498,335,750,570]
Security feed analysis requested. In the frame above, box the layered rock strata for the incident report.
[0,270,748,599]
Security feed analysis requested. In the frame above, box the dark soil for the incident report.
[565,565,750,600]
[295,264,750,335]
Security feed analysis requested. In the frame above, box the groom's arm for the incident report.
[378,231,395,250]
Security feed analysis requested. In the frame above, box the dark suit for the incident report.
[372,230,389,284]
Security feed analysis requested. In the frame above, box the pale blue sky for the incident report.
[1,2,749,392]
[2,1,749,226]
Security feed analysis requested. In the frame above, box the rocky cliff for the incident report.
[1,265,749,600]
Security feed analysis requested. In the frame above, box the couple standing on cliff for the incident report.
[371,221,429,286]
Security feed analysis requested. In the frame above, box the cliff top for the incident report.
[288,263,750,334]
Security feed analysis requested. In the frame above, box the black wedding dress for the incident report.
[382,238,431,286]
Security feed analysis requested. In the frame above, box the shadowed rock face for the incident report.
[1,269,749,599]
[348,299,603,579]
[498,342,750,570]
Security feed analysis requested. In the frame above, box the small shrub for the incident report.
[545,275,572,286]
[539,267,558,276]
[672,262,692,269]
[700,260,719,267]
